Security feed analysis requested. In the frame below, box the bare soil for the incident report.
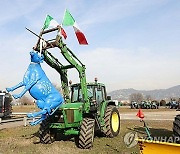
[0,120,173,154]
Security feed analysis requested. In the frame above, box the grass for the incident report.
[119,107,174,113]
[12,105,38,112]
[0,120,173,154]
[12,105,173,113]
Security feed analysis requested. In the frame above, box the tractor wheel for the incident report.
[173,114,180,143]
[151,105,156,109]
[39,118,55,144]
[136,105,139,109]
[78,118,95,149]
[104,106,120,137]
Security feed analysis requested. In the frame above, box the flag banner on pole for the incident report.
[59,26,67,39]
[62,9,75,26]
[73,26,88,45]
[43,15,59,29]
[62,9,88,45]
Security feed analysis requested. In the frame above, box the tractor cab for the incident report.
[71,82,107,111]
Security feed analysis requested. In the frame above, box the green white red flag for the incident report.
[43,15,67,39]
[43,15,59,29]
[62,9,88,45]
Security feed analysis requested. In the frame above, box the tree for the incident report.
[129,93,144,102]
[18,95,33,105]
[160,99,166,106]
[145,95,152,101]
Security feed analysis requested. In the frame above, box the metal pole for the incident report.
[23,117,27,126]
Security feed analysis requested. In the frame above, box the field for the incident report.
[0,118,173,154]
[12,105,39,113]
[12,105,171,113]
[3,105,175,153]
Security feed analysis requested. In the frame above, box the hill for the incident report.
[108,85,180,101]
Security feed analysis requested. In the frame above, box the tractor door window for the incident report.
[0,96,3,107]
[71,86,83,102]
[95,88,103,103]
[102,87,106,101]
[87,86,94,100]
[79,89,83,102]
[72,87,79,102]
[4,97,10,108]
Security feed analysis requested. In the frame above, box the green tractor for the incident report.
[31,27,120,149]
[140,101,151,109]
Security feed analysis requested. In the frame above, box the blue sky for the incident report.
[0,0,180,92]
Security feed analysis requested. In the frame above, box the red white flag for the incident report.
[73,26,88,45]
[62,9,88,45]
[60,27,67,39]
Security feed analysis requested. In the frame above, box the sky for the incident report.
[0,0,180,92]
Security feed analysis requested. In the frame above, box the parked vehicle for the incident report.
[0,92,12,118]
[140,101,151,109]
[168,100,179,109]
[151,100,159,109]
[131,101,139,109]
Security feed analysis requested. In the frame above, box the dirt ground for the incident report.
[12,105,174,113]
[0,119,174,154]
[12,105,39,113]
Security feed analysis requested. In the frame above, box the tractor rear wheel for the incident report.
[39,118,55,144]
[78,118,95,149]
[104,106,120,137]
[173,114,180,143]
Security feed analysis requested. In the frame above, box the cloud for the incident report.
[0,0,179,93]
[79,0,169,27]
[0,0,43,27]
[75,47,180,91]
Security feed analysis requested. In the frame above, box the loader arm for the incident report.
[34,27,90,113]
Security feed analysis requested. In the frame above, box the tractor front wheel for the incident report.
[173,114,180,143]
[39,118,55,144]
[77,118,95,149]
[104,106,120,137]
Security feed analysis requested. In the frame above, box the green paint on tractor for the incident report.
[30,26,121,149]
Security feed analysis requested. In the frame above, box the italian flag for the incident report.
[62,9,88,45]
[43,15,67,39]
[43,15,59,29]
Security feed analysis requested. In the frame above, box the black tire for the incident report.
[173,114,180,143]
[131,105,135,109]
[136,105,139,109]
[78,118,95,149]
[104,106,120,137]
[146,105,150,109]
[151,105,156,109]
[39,118,55,144]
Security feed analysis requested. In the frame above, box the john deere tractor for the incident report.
[31,26,120,149]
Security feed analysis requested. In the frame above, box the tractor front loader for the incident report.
[31,26,120,149]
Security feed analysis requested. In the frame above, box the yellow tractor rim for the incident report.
[111,112,119,132]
